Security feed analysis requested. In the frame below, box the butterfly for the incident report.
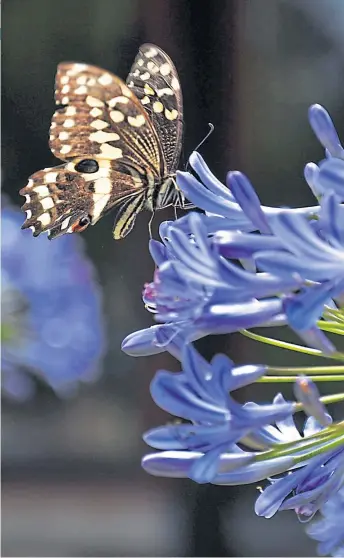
[20,44,184,240]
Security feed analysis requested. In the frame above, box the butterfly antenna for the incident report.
[185,123,215,172]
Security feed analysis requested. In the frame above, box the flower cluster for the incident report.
[2,202,105,400]
[122,104,344,555]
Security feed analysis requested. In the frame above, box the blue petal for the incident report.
[284,281,338,330]
[255,453,326,518]
[176,171,253,226]
[304,162,323,198]
[189,151,236,199]
[213,231,284,260]
[149,239,168,266]
[293,376,332,427]
[308,104,344,159]
[150,370,228,421]
[213,455,295,485]
[319,192,344,248]
[189,444,228,483]
[316,157,344,199]
[227,171,272,234]
[296,327,337,354]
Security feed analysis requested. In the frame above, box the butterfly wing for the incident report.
[20,62,167,239]
[50,62,164,175]
[20,165,142,239]
[126,44,183,175]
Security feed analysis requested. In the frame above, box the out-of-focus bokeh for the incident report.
[2,0,344,556]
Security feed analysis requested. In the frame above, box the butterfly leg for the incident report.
[181,201,195,209]
[177,190,195,211]
[148,211,155,239]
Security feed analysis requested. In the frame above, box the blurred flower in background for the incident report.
[2,201,105,400]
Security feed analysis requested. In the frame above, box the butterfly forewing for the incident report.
[126,44,183,174]
[51,62,163,175]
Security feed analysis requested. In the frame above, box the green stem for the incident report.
[258,375,344,383]
[293,433,344,465]
[240,329,344,361]
[254,423,344,462]
[318,322,344,335]
[266,365,344,375]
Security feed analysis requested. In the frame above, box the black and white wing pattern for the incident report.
[126,43,183,175]
[20,45,184,241]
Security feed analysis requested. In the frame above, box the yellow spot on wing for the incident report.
[38,213,51,226]
[141,96,150,105]
[99,144,123,159]
[74,85,87,95]
[76,75,88,85]
[160,63,171,76]
[91,120,109,130]
[128,114,146,128]
[110,110,125,123]
[98,73,113,86]
[90,107,103,118]
[60,145,72,154]
[108,96,129,107]
[59,131,69,140]
[157,88,174,97]
[41,197,55,211]
[153,101,164,113]
[65,106,77,116]
[171,77,180,91]
[144,84,155,95]
[86,95,104,108]
[44,172,58,184]
[89,130,120,143]
[165,108,178,120]
[144,47,158,58]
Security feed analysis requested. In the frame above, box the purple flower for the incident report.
[255,447,344,521]
[255,381,343,523]
[308,104,344,161]
[253,197,344,344]
[2,205,105,399]
[176,152,319,224]
[306,484,344,557]
[316,158,344,200]
[121,102,344,557]
[122,212,303,357]
[143,343,293,483]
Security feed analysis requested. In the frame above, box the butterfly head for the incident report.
[20,157,114,239]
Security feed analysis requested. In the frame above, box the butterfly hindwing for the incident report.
[112,192,146,239]
[126,43,183,174]
[20,164,144,239]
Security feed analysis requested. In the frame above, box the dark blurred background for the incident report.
[2,0,344,556]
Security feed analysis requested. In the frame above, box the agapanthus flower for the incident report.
[306,484,344,557]
[122,103,344,556]
[2,203,105,399]
[143,343,293,483]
